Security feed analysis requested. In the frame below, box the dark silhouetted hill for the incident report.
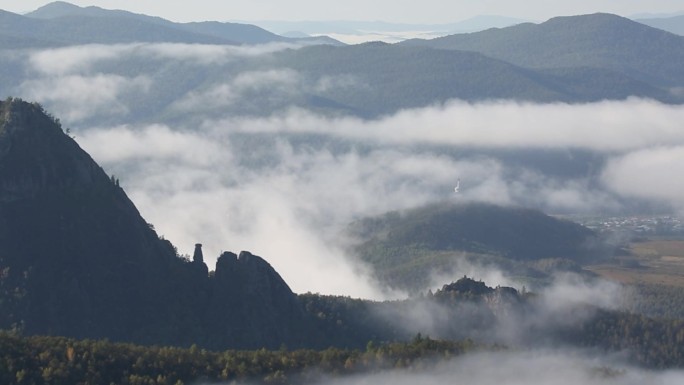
[0,98,318,350]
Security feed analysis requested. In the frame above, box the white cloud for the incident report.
[79,102,680,297]
[74,115,643,299]
[171,84,240,112]
[19,74,151,122]
[535,273,624,326]
[374,266,626,344]
[172,69,301,112]
[144,42,300,64]
[19,43,308,122]
[602,146,684,213]
[30,46,680,298]
[212,99,684,151]
[26,43,301,76]
[76,124,226,166]
[78,126,421,299]
[322,30,446,44]
[232,69,300,90]
[314,74,365,93]
[315,349,684,385]
[27,44,138,75]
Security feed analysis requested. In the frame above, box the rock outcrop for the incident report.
[206,251,319,349]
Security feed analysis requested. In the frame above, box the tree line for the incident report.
[0,331,478,385]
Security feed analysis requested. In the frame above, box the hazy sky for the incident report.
[1,0,683,23]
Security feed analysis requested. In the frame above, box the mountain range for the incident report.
[0,5,682,123]
[401,13,684,89]
[0,1,339,48]
[245,15,531,41]
[248,14,684,40]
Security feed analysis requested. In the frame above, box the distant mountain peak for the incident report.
[27,1,92,19]
[400,12,684,90]
[543,12,633,26]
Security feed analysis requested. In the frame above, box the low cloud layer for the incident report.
[216,99,684,152]
[74,97,684,298]
[603,146,684,213]
[14,43,305,123]
[313,349,684,385]
[11,43,684,298]
[78,125,461,298]
[110,147,601,299]
[20,74,151,121]
[374,268,626,346]
[27,43,300,75]
[205,99,684,213]
[171,69,302,113]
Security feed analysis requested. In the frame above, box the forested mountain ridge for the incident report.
[0,1,338,48]
[349,201,608,291]
[0,8,235,47]
[26,1,339,45]
[0,9,681,125]
[268,42,676,118]
[401,13,684,89]
[352,202,601,260]
[0,98,318,350]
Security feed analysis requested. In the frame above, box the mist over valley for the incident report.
[1,2,684,384]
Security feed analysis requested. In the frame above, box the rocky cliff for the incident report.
[0,98,316,349]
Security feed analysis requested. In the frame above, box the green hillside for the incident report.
[350,202,605,291]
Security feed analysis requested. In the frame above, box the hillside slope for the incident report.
[0,98,317,350]
[349,202,605,291]
[402,13,684,88]
[20,1,340,46]
[270,42,674,118]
